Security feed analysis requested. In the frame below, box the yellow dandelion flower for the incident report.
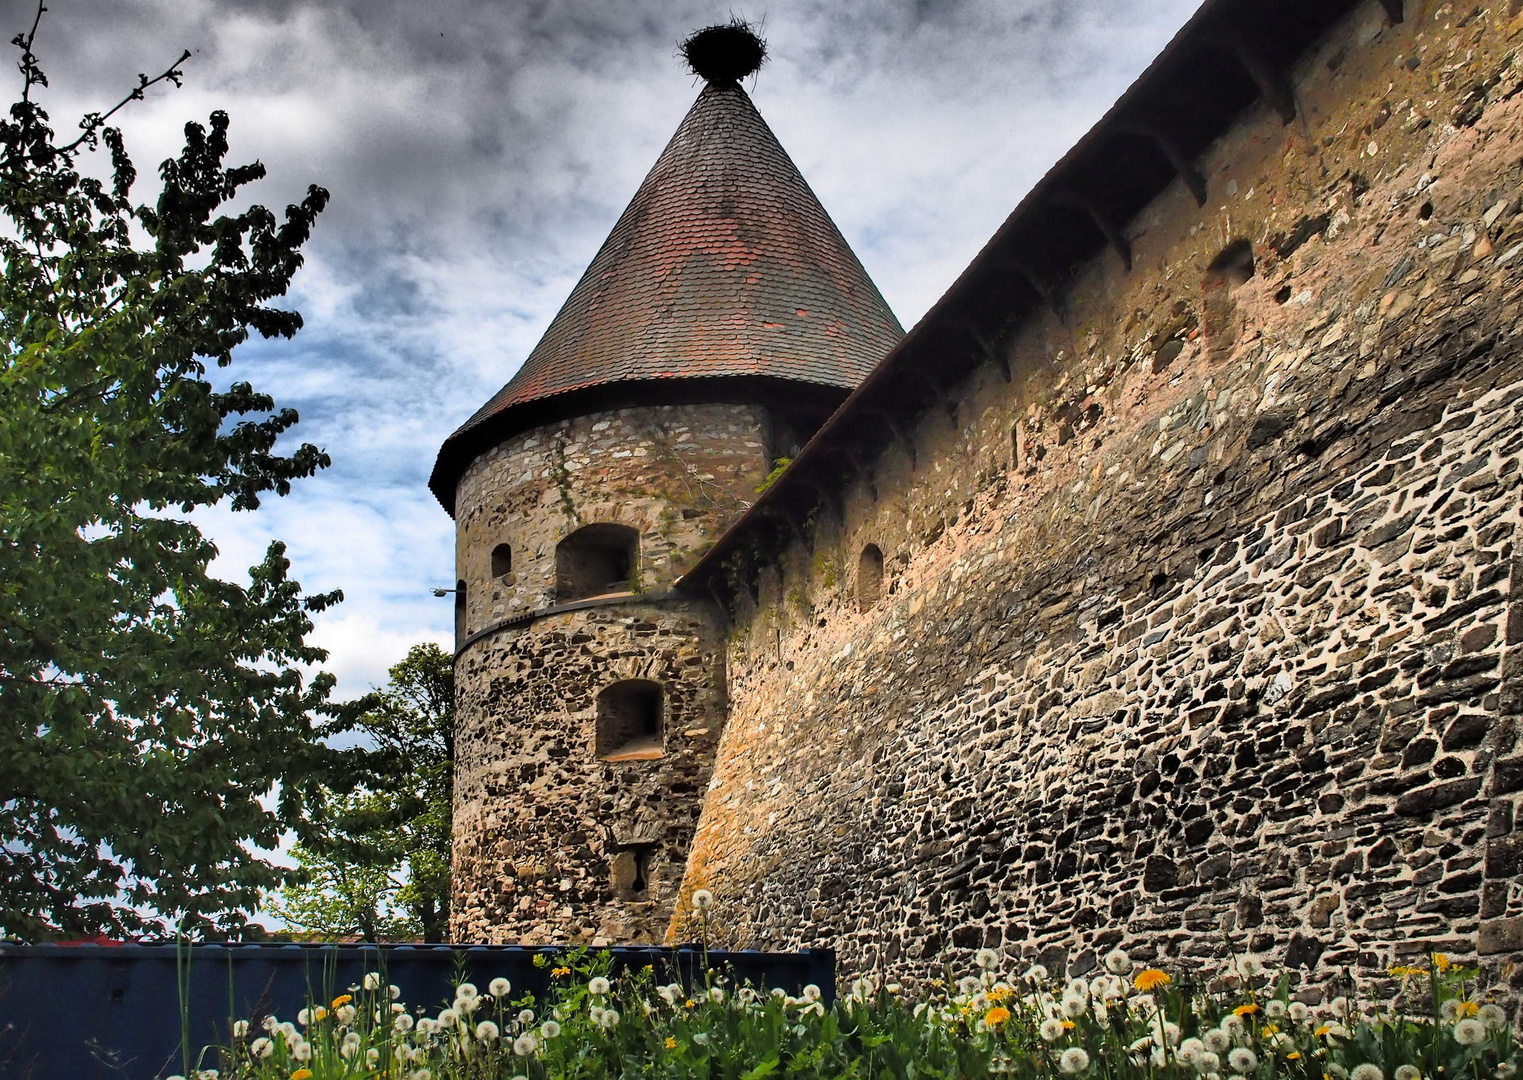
[1134,969,1171,992]
[1234,1003,1259,1016]
[1063,1020,1076,1030]
[1315,1025,1332,1038]
[1262,1025,1280,1036]
[312,1007,328,1023]
[665,1037,678,1050]
[1288,1053,1301,1061]
[1433,954,1451,972]
[1456,1001,1479,1017]
[330,994,352,1009]
[552,966,571,978]
[291,1071,313,1080]
[988,987,1013,1004]
[986,1007,1012,1026]
[685,1000,697,1009]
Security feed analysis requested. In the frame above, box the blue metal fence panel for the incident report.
[0,943,834,1080]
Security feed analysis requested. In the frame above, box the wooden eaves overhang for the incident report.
[676,0,1400,611]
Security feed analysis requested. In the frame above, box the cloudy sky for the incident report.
[20,0,1202,700]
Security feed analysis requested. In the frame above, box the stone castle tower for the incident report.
[430,27,903,945]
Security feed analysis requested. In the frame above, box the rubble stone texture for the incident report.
[451,403,769,944]
[676,0,1523,1001]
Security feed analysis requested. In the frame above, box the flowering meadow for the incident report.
[183,915,1517,1080]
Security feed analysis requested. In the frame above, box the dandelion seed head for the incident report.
[513,1034,538,1056]
[1105,949,1131,975]
[250,1037,273,1059]
[1228,1048,1259,1073]
[1479,1004,1506,1028]
[489,977,512,998]
[1059,1047,1091,1074]
[1393,1068,1420,1080]
[232,1020,249,1037]
[976,948,1001,970]
[1288,1002,1310,1022]
[1455,1018,1487,1046]
[1040,1018,1066,1042]
[588,976,611,996]
[1204,1028,1232,1053]
[692,889,714,910]
[476,1020,500,1041]
[1351,1065,1384,1080]
[362,972,382,991]
[1025,964,1050,982]
[540,1021,562,1039]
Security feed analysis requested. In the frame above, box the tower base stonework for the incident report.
[450,403,769,945]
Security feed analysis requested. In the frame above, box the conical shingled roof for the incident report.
[430,80,903,510]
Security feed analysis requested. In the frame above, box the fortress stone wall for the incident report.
[451,403,770,944]
[676,0,1523,995]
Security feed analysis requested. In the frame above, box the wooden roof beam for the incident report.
[1050,192,1133,272]
[1122,122,1208,206]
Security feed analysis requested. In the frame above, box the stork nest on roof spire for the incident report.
[682,20,767,85]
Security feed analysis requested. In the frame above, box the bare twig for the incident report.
[6,0,191,168]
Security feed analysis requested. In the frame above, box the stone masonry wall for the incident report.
[452,403,772,944]
[454,403,773,636]
[677,0,1523,1004]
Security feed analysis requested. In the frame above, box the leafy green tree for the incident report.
[0,10,338,939]
[277,643,454,942]
[268,814,417,943]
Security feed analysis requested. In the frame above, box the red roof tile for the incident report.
[446,80,903,441]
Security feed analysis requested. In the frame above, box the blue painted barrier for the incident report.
[0,942,835,1080]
